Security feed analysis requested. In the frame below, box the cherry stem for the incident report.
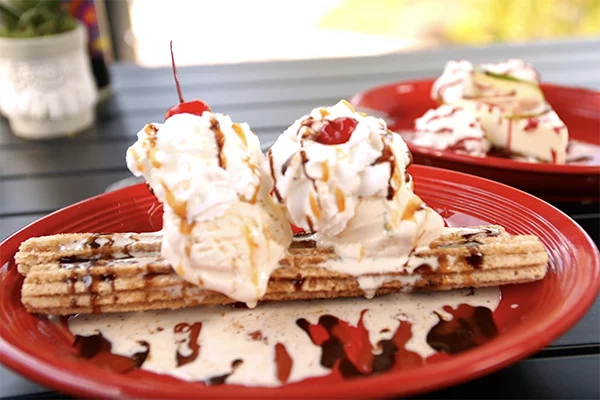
[170,40,185,104]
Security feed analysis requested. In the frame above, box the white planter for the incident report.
[0,24,98,139]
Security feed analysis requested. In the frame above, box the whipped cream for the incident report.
[479,58,540,84]
[268,100,444,280]
[267,100,404,236]
[127,112,291,306]
[412,104,491,157]
[430,60,475,104]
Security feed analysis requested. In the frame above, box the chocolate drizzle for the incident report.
[174,322,202,367]
[292,274,306,291]
[205,359,243,386]
[372,144,396,200]
[73,333,149,373]
[427,305,498,354]
[460,227,500,240]
[267,150,283,202]
[281,155,293,175]
[465,253,484,268]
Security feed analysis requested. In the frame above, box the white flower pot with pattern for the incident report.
[0,23,98,139]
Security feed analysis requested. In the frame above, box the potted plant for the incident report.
[0,0,97,139]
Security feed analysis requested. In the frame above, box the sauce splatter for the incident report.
[427,305,498,354]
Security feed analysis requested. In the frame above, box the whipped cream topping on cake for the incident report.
[127,112,291,307]
[479,58,540,84]
[430,60,475,104]
[268,100,444,280]
[412,103,490,157]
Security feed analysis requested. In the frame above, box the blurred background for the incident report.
[96,0,599,67]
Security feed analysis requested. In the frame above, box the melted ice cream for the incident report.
[69,287,500,387]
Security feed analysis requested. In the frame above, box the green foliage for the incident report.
[0,0,77,38]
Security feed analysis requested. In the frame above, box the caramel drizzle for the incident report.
[148,147,162,168]
[231,123,248,147]
[139,123,159,171]
[160,179,194,234]
[309,192,321,220]
[321,161,329,182]
[129,148,144,173]
[335,187,346,212]
[209,118,227,169]
[241,224,259,286]
[298,117,317,140]
[341,99,355,112]
[319,109,330,118]
[401,196,426,221]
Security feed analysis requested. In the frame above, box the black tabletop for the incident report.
[1,39,599,399]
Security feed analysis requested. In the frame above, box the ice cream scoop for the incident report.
[267,100,444,278]
[127,112,292,307]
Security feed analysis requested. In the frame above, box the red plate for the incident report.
[1,166,599,399]
[351,80,600,202]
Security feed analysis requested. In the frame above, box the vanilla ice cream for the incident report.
[267,100,444,281]
[127,112,292,307]
[412,104,491,157]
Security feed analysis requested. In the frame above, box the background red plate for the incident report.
[1,166,599,399]
[351,80,600,202]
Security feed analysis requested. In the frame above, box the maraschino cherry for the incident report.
[315,117,358,145]
[164,41,211,121]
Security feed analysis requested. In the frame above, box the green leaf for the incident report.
[0,3,19,23]
[57,16,77,33]
[6,24,37,37]
[36,19,57,35]
[7,0,42,12]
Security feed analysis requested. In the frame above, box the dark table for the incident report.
[1,39,599,399]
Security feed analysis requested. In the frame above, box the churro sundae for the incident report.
[13,47,550,387]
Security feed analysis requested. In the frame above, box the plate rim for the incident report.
[1,165,599,399]
[351,80,600,176]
